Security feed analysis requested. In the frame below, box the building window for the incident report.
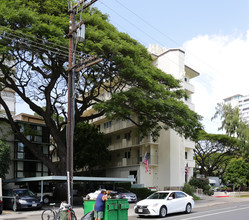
[116,135,120,140]
[124,132,131,141]
[104,121,112,129]
[185,152,188,159]
[125,151,131,159]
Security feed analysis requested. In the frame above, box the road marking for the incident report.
[182,206,249,220]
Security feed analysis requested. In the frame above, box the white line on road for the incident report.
[182,206,249,220]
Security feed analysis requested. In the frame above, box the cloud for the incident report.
[183,31,249,133]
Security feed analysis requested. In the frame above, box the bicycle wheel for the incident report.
[41,209,55,220]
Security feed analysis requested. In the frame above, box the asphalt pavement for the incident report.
[1,195,249,219]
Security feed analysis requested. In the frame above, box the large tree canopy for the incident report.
[74,122,109,174]
[0,0,202,175]
[213,103,249,156]
[194,131,239,178]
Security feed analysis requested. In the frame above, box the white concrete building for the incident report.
[91,45,199,190]
[224,94,249,124]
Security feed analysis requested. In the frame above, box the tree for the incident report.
[73,122,109,175]
[0,140,10,179]
[0,0,202,175]
[194,131,239,177]
[223,158,249,191]
[213,103,249,156]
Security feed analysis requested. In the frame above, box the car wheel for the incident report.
[43,196,50,204]
[159,206,167,218]
[185,203,192,214]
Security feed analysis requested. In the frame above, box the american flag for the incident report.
[185,163,189,176]
[143,152,149,173]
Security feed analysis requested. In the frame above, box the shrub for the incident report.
[183,183,195,196]
[130,188,154,200]
[189,177,212,195]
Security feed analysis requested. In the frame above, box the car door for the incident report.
[165,192,179,214]
[175,192,188,212]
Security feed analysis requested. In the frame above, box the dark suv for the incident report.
[3,189,42,211]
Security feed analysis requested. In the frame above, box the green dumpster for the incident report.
[84,200,96,214]
[84,199,126,220]
[118,199,129,220]
[104,199,118,220]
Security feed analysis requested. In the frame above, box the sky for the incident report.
[16,0,249,134]
[93,0,249,133]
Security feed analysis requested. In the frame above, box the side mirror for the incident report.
[168,196,173,200]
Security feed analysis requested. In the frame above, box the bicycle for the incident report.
[41,201,77,220]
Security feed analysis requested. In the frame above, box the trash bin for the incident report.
[84,200,96,215]
[84,199,121,220]
[118,199,129,220]
[104,199,118,220]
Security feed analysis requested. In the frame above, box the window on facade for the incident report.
[124,132,131,141]
[125,151,131,159]
[185,152,188,160]
[116,135,120,140]
[104,121,112,129]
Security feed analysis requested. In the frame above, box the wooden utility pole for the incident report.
[67,0,100,205]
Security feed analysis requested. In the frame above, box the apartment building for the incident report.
[224,94,249,123]
[92,45,199,190]
[11,113,50,178]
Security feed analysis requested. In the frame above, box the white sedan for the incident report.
[134,190,194,218]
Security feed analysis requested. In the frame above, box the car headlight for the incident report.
[149,203,159,208]
[18,199,28,204]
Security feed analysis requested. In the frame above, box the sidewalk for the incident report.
[194,194,249,209]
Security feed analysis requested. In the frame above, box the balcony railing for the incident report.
[107,155,158,167]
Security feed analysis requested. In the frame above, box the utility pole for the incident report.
[67,0,99,205]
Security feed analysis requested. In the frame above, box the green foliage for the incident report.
[182,183,195,196]
[189,177,211,195]
[0,0,202,175]
[223,157,249,191]
[194,130,238,177]
[0,140,10,179]
[129,188,154,200]
[73,122,109,173]
[213,103,249,157]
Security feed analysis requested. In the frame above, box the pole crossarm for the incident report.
[71,0,98,13]
[66,55,97,72]
[76,58,102,72]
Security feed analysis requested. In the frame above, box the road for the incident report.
[1,197,249,219]
[128,202,249,220]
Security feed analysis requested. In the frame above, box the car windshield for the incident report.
[14,190,35,197]
[147,192,169,199]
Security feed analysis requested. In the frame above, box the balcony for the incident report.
[182,81,195,94]
[186,159,195,168]
[107,155,158,168]
[185,139,195,149]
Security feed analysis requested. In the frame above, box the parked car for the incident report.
[0,200,2,214]
[134,190,194,218]
[116,187,137,202]
[3,189,43,211]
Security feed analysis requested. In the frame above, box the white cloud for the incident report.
[183,31,249,133]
